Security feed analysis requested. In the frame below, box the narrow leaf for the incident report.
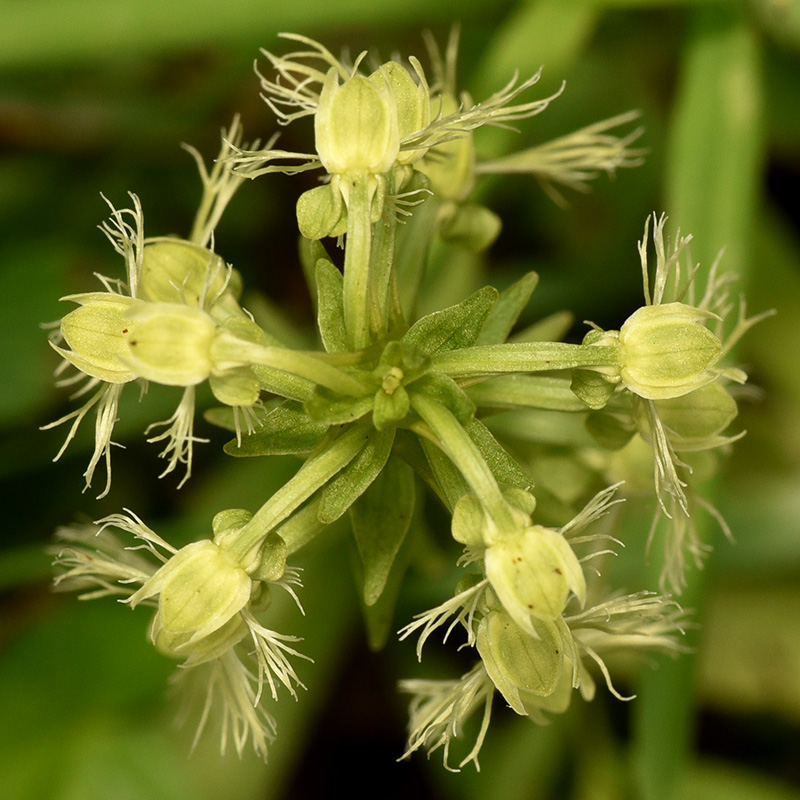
[477,272,539,345]
[403,286,498,355]
[318,427,396,523]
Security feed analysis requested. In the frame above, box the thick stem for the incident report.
[342,173,375,350]
[410,393,517,536]
[432,342,621,378]
[214,334,369,397]
[228,425,369,560]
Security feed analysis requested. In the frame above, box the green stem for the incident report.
[228,426,369,560]
[432,342,621,378]
[410,393,516,535]
[216,335,369,397]
[466,375,589,412]
[342,173,375,350]
[369,172,398,340]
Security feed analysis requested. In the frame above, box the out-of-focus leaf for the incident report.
[696,581,800,721]
[0,0,502,67]
[665,5,764,278]
[679,760,800,800]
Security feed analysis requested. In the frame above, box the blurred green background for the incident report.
[2,1,800,798]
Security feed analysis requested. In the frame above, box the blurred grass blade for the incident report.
[665,5,764,277]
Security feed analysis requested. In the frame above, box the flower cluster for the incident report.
[45,31,766,766]
[398,485,686,769]
[53,509,308,759]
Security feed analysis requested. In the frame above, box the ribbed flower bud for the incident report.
[636,381,738,449]
[57,293,142,383]
[476,606,565,715]
[139,239,242,312]
[130,539,252,663]
[417,93,475,202]
[123,302,217,386]
[484,525,585,635]
[370,61,429,166]
[618,302,722,400]
[315,68,400,177]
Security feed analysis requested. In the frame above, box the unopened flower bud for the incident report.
[636,381,738,448]
[417,93,475,202]
[139,239,242,313]
[484,525,585,634]
[315,68,400,177]
[476,607,564,715]
[130,539,252,662]
[370,61,429,165]
[619,302,722,400]
[57,293,142,383]
[123,302,217,386]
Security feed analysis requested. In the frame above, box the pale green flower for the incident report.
[52,510,309,759]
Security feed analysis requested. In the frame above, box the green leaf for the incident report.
[466,417,532,491]
[411,373,476,425]
[315,258,348,353]
[477,272,539,346]
[221,400,328,457]
[318,427,395,523]
[350,454,415,606]
[403,285,499,356]
[304,388,374,426]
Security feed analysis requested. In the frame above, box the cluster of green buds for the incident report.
[46,31,767,764]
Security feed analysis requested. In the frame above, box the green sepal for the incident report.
[585,407,637,451]
[296,183,345,241]
[410,373,475,425]
[350,454,415,606]
[305,387,374,425]
[318,427,396,524]
[222,400,329,457]
[402,285,499,356]
[466,417,532,491]
[250,532,288,583]
[209,366,261,407]
[477,272,539,345]
[315,258,348,353]
[571,368,618,410]
[438,202,502,252]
